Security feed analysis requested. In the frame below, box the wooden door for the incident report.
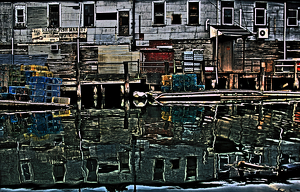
[218,40,233,72]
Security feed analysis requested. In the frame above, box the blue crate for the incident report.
[29,82,46,90]
[30,89,45,96]
[30,76,47,83]
[53,78,62,84]
[161,86,171,93]
[30,96,44,103]
[46,84,60,91]
[44,96,53,103]
[45,77,54,84]
[196,84,205,91]
[9,86,26,94]
[45,90,60,97]
[0,93,12,100]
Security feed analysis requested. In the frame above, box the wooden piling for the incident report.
[164,61,169,75]
[124,61,130,98]
[294,61,299,90]
[260,62,265,91]
[100,84,105,109]
[229,74,234,90]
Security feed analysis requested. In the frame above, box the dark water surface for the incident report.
[2,99,300,191]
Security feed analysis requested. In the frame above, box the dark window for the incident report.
[256,2,267,9]
[153,2,165,25]
[53,164,65,182]
[49,4,59,28]
[172,14,181,24]
[221,1,234,25]
[15,5,26,28]
[287,9,298,26]
[96,13,117,20]
[170,159,180,169]
[222,8,233,25]
[153,159,164,180]
[17,9,24,22]
[84,4,94,27]
[186,156,197,179]
[255,8,266,25]
[254,2,266,26]
[119,11,129,36]
[188,2,199,25]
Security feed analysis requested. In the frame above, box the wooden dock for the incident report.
[152,89,300,105]
[0,100,70,110]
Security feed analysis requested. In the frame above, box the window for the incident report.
[287,9,298,27]
[15,5,26,28]
[84,4,94,27]
[188,1,200,25]
[49,4,60,28]
[221,1,234,25]
[222,7,234,25]
[119,11,129,36]
[152,1,165,25]
[172,14,181,24]
[254,2,266,26]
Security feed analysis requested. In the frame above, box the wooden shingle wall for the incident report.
[0,2,12,44]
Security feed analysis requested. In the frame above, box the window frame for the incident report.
[187,0,201,25]
[152,1,166,26]
[15,5,26,28]
[47,3,61,28]
[83,3,95,27]
[287,9,298,27]
[222,7,234,25]
[118,10,131,36]
[254,7,266,26]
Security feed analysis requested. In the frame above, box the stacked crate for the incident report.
[161,74,205,93]
[183,51,194,72]
[161,75,172,93]
[0,64,9,88]
[8,85,30,101]
[9,64,25,86]
[29,76,62,103]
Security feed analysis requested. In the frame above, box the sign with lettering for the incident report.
[32,28,87,42]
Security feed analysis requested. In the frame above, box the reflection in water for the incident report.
[1,102,300,190]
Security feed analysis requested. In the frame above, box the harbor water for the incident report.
[2,97,300,191]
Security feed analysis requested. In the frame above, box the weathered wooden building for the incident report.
[0,0,300,99]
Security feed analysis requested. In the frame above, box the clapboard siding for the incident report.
[27,7,47,29]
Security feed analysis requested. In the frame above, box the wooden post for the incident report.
[93,85,98,108]
[100,84,105,109]
[164,61,169,75]
[124,62,130,98]
[234,74,238,89]
[229,74,234,90]
[260,62,265,91]
[294,61,299,90]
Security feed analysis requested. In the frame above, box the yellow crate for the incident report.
[162,75,172,81]
[41,66,48,71]
[52,97,70,105]
[45,71,53,77]
[162,80,172,86]
[53,110,71,118]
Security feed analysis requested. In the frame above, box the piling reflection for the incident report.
[1,102,300,190]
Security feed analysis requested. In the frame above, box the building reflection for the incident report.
[1,103,300,189]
